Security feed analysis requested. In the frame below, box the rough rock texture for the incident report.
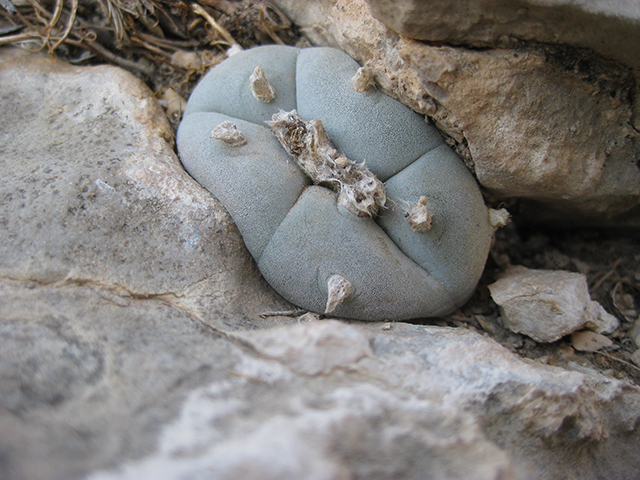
[0,48,289,332]
[0,48,294,479]
[2,49,640,480]
[488,266,619,343]
[365,0,640,73]
[88,321,640,480]
[631,320,640,347]
[271,0,640,226]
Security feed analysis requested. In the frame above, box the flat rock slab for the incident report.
[87,320,640,480]
[1,49,640,480]
[366,0,640,73]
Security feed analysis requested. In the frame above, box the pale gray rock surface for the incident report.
[88,320,640,480]
[488,266,619,343]
[365,0,640,72]
[2,48,640,480]
[630,319,640,347]
[0,48,291,479]
[0,49,289,331]
[271,0,640,226]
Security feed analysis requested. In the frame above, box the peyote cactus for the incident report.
[177,45,500,321]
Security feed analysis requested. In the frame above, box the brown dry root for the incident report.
[266,110,386,217]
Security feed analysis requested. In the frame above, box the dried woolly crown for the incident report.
[266,109,386,217]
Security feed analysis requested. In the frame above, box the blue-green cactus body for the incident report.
[177,45,494,320]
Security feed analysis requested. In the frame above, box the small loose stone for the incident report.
[570,330,613,352]
[325,275,354,313]
[210,121,247,147]
[405,196,433,232]
[250,65,276,103]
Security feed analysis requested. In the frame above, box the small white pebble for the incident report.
[489,208,511,228]
[297,312,321,323]
[226,44,244,57]
[570,330,612,352]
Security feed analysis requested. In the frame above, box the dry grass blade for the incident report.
[596,350,640,374]
[0,31,41,45]
[591,258,622,291]
[191,3,238,47]
[49,0,77,53]
[97,0,127,46]
[258,7,284,45]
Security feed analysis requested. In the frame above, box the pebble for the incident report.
[570,330,613,352]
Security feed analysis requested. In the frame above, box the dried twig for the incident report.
[42,0,63,36]
[49,0,78,53]
[136,32,200,50]
[67,33,155,76]
[596,350,640,374]
[0,31,41,46]
[191,3,239,47]
[131,34,170,58]
[591,258,622,291]
[258,8,284,45]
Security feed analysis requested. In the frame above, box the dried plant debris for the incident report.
[325,274,354,314]
[211,121,247,147]
[267,109,387,217]
[250,65,276,103]
[351,66,375,92]
[404,196,433,232]
[0,1,300,107]
[489,207,511,229]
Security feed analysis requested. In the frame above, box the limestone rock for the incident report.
[365,0,640,73]
[0,48,291,332]
[488,266,619,343]
[631,350,640,368]
[88,321,640,480]
[271,0,640,226]
[630,319,640,347]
